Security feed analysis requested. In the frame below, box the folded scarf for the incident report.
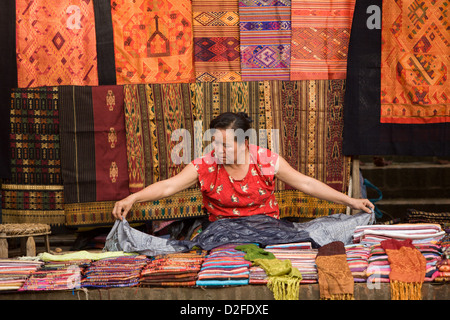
[235,244,276,261]
[315,241,354,300]
[380,239,426,300]
[253,258,302,301]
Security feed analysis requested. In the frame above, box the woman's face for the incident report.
[212,129,247,164]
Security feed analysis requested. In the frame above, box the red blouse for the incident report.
[192,144,279,222]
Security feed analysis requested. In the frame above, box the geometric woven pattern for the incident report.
[380,0,450,124]
[193,0,242,82]
[1,87,65,225]
[239,0,291,81]
[16,0,98,88]
[110,0,195,84]
[290,0,355,80]
[190,80,351,219]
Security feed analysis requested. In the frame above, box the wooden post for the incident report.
[44,234,51,253]
[351,156,361,215]
[0,233,8,258]
[26,236,36,257]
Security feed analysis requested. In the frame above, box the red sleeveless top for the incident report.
[192,144,279,222]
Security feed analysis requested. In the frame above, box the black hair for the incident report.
[209,112,253,132]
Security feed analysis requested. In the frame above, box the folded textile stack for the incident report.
[81,255,149,288]
[435,258,450,283]
[0,259,43,291]
[264,243,318,284]
[19,259,89,291]
[248,265,269,285]
[405,209,450,228]
[438,233,450,256]
[353,223,445,246]
[366,242,441,284]
[140,250,207,287]
[196,244,252,287]
[345,244,370,283]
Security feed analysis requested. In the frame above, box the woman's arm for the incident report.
[112,163,199,220]
[275,156,374,213]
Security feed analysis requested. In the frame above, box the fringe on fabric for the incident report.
[321,293,354,300]
[390,280,423,301]
[315,241,354,300]
[267,276,301,301]
[380,239,426,301]
[253,258,302,301]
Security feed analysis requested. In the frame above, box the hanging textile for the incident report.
[238,0,291,81]
[380,0,449,124]
[16,0,99,88]
[380,239,427,300]
[343,0,450,156]
[192,0,241,82]
[59,86,130,227]
[190,81,268,150]
[315,241,354,300]
[123,83,205,221]
[110,0,195,84]
[0,0,17,180]
[93,0,117,85]
[267,80,351,218]
[189,80,350,219]
[290,0,355,80]
[1,87,65,225]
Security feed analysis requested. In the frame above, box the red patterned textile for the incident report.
[110,0,195,84]
[290,0,355,80]
[380,0,450,124]
[16,0,98,88]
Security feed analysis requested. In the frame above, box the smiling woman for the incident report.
[112,112,374,221]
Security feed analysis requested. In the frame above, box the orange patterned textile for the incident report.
[380,239,427,300]
[290,0,355,80]
[315,241,354,300]
[16,0,98,88]
[110,0,195,85]
[380,0,450,124]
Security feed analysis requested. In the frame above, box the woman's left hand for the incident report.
[348,198,375,214]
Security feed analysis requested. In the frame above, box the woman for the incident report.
[112,112,374,221]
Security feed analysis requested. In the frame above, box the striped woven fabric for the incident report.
[239,0,291,80]
[345,244,370,283]
[196,244,252,286]
[0,260,43,291]
[263,243,318,284]
[353,224,445,246]
[140,250,207,287]
[19,259,88,291]
[81,255,149,288]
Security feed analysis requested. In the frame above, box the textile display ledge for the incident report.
[0,283,448,300]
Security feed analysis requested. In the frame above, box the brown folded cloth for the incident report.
[315,241,354,300]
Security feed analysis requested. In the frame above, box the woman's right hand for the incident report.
[112,194,136,220]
